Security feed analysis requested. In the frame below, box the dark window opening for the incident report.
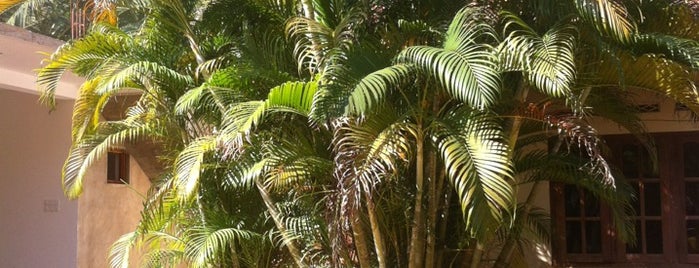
[553,133,699,265]
[564,185,603,254]
[107,151,129,184]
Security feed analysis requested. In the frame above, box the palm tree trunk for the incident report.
[494,86,588,267]
[494,179,543,267]
[469,242,485,268]
[300,0,315,20]
[230,241,241,268]
[494,138,564,267]
[366,197,387,268]
[435,176,451,268]
[424,149,441,266]
[408,131,426,268]
[351,210,373,268]
[492,84,530,267]
[255,180,306,267]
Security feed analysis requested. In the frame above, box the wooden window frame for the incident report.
[107,151,130,184]
[552,132,699,265]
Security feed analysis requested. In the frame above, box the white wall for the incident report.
[0,90,78,267]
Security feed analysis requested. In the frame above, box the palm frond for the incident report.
[69,79,104,142]
[573,0,637,43]
[139,231,187,268]
[396,7,501,109]
[311,42,396,120]
[96,61,193,95]
[220,81,318,138]
[344,64,415,115]
[589,51,699,115]
[185,226,258,268]
[258,139,332,191]
[429,105,514,239]
[443,6,498,53]
[175,85,240,116]
[109,232,139,268]
[286,2,365,74]
[0,0,27,13]
[333,109,416,205]
[631,33,699,69]
[38,29,133,108]
[396,19,444,45]
[499,13,577,97]
[109,230,186,268]
[519,150,636,243]
[172,137,217,200]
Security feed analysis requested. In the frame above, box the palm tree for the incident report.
[37,0,318,266]
[38,0,699,267]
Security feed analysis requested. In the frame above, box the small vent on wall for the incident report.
[636,104,660,113]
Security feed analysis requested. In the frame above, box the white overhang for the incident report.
[0,23,81,100]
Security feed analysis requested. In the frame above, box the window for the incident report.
[107,151,129,184]
[683,142,699,259]
[621,143,663,256]
[563,185,603,255]
[552,132,699,265]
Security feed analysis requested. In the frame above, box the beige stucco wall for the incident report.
[0,90,78,267]
[592,94,699,135]
[77,151,150,267]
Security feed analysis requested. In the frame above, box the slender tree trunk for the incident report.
[491,83,530,267]
[351,210,373,268]
[230,241,240,268]
[366,197,387,268]
[300,0,315,20]
[255,181,306,267]
[392,227,402,267]
[425,92,444,266]
[469,242,484,268]
[424,149,440,266]
[408,131,426,268]
[494,179,543,267]
[494,139,565,267]
[494,86,589,267]
[435,175,451,268]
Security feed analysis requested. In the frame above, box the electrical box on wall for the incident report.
[43,199,59,212]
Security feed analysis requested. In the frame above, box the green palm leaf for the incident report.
[630,33,699,69]
[220,81,318,137]
[398,46,500,109]
[499,13,577,97]
[396,7,501,109]
[96,61,193,95]
[334,109,416,203]
[185,227,258,268]
[519,150,635,242]
[574,0,637,43]
[38,29,132,108]
[429,106,514,238]
[0,0,31,13]
[344,64,415,115]
[590,51,699,113]
[172,137,217,200]
[256,139,332,191]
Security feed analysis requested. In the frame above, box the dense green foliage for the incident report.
[38,0,699,267]
[0,0,144,40]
